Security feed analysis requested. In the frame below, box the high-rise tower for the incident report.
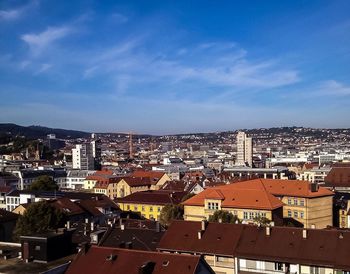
[236,131,253,167]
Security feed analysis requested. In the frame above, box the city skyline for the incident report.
[1,0,350,134]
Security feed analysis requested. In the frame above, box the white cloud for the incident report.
[21,26,71,55]
[317,80,350,96]
[0,1,39,21]
[0,9,21,20]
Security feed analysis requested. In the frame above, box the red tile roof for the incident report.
[158,220,243,256]
[183,182,283,210]
[325,167,350,188]
[116,191,187,206]
[229,179,334,198]
[66,246,209,274]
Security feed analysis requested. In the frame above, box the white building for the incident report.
[236,131,253,167]
[72,144,94,170]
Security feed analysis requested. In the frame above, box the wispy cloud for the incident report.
[110,12,128,24]
[0,1,38,21]
[316,80,350,96]
[21,26,72,55]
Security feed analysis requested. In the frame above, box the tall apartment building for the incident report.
[236,131,253,167]
[72,144,94,170]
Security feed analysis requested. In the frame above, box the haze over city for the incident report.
[1,0,350,134]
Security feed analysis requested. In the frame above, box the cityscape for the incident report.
[1,1,350,274]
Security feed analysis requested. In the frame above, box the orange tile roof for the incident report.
[229,179,334,198]
[132,170,165,179]
[183,183,283,210]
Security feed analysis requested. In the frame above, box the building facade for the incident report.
[236,132,253,167]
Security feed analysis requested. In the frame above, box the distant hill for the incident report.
[0,123,90,139]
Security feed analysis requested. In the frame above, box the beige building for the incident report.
[236,131,252,167]
[184,179,334,228]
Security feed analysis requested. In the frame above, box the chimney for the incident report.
[85,218,89,224]
[310,183,319,192]
[66,221,70,230]
[156,221,161,233]
[201,220,207,231]
[90,222,94,232]
[270,222,275,227]
[198,230,203,240]
[121,224,125,231]
[302,229,307,239]
[265,226,271,236]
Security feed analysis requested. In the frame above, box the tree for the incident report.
[208,210,240,224]
[159,204,184,227]
[253,216,271,226]
[14,201,66,240]
[30,175,58,191]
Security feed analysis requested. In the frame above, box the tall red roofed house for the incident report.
[183,179,334,228]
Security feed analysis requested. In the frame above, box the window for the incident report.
[157,207,161,212]
[310,267,319,274]
[126,205,130,210]
[300,212,304,219]
[249,212,254,220]
[243,212,248,220]
[300,199,305,206]
[134,206,138,211]
[288,210,292,217]
[150,206,153,212]
[294,211,298,218]
[141,206,145,212]
[294,198,298,205]
[274,262,283,271]
[208,202,219,210]
[287,198,291,205]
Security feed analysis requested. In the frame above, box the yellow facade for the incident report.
[115,179,150,198]
[184,200,273,223]
[94,183,119,200]
[282,196,333,229]
[118,201,163,220]
[84,179,97,190]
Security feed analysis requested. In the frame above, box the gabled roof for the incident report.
[235,225,350,270]
[230,179,334,198]
[66,246,210,274]
[118,176,153,187]
[325,167,350,188]
[158,220,350,271]
[183,182,283,210]
[158,220,243,256]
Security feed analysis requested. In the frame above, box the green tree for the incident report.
[14,201,66,240]
[253,216,271,226]
[30,175,58,191]
[208,210,240,224]
[159,204,184,227]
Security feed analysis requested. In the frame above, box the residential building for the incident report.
[236,131,253,167]
[116,190,186,220]
[63,169,95,190]
[184,179,334,228]
[0,209,18,241]
[72,144,94,170]
[65,245,214,274]
[158,220,350,274]
[183,182,284,225]
[83,170,116,190]
[0,186,12,210]
[324,165,350,192]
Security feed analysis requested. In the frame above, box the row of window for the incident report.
[6,197,20,204]
[287,210,304,219]
[126,205,161,213]
[243,211,267,220]
[287,197,305,206]
[207,202,219,210]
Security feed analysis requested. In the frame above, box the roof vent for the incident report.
[139,261,156,274]
[265,226,271,236]
[106,254,117,261]
[198,230,203,240]
[302,229,307,239]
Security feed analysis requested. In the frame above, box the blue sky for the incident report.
[1,0,350,134]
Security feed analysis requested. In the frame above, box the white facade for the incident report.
[72,144,94,170]
[236,131,253,167]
